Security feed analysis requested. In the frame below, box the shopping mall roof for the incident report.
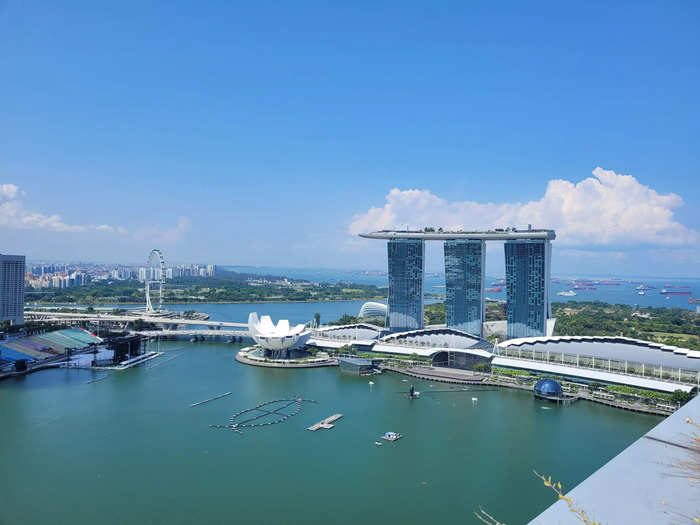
[498,336,700,371]
[492,357,694,393]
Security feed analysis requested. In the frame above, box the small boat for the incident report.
[381,431,403,442]
[368,381,375,385]
[638,291,645,296]
[374,441,383,446]
[557,290,577,297]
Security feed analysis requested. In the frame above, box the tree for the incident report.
[670,389,694,406]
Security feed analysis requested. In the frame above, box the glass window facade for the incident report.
[387,239,424,332]
[504,240,551,339]
[444,240,485,336]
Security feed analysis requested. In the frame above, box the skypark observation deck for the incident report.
[358,228,556,241]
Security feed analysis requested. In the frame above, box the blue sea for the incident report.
[224,266,699,311]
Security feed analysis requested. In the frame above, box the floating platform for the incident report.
[210,397,318,435]
[307,414,343,431]
[191,391,232,407]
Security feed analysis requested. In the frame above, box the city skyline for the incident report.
[1,3,698,276]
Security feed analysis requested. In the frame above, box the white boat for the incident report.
[381,431,403,442]
[374,441,383,446]
[638,291,645,296]
[557,290,577,297]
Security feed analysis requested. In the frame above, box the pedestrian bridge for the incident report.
[133,329,250,338]
[24,311,248,328]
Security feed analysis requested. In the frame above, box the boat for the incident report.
[689,297,700,304]
[374,441,383,446]
[557,290,577,297]
[638,291,645,296]
[486,287,502,293]
[381,431,403,442]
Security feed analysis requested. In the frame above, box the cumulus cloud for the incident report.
[0,183,128,235]
[349,167,698,248]
[133,216,192,244]
[0,184,19,200]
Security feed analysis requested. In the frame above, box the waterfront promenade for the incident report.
[381,364,675,416]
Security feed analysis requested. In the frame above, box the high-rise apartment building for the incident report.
[387,239,425,332]
[444,240,485,336]
[504,240,552,339]
[0,254,25,325]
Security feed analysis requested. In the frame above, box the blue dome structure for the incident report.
[534,378,563,398]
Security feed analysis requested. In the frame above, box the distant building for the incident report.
[504,239,552,339]
[360,229,555,341]
[358,301,387,319]
[0,254,25,325]
[444,240,485,336]
[387,239,425,332]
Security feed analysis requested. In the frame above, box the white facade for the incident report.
[0,254,25,325]
[247,313,311,351]
[358,301,388,319]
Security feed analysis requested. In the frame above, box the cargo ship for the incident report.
[486,287,502,293]
[689,297,700,304]
[660,290,691,295]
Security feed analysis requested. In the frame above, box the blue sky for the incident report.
[1,2,698,276]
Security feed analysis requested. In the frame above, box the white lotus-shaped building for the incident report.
[247,313,311,352]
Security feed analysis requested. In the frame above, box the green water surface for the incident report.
[0,341,659,524]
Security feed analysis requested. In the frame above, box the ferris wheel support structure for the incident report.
[145,249,166,312]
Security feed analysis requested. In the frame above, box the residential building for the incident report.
[0,254,25,325]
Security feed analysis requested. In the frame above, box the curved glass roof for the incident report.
[518,340,700,371]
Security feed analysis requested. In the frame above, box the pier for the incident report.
[307,414,343,431]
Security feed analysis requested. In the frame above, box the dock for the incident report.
[307,413,343,431]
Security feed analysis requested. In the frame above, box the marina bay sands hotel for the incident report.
[359,228,556,340]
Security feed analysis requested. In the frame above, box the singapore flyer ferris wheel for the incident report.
[145,249,166,312]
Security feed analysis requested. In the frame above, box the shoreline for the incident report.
[381,365,672,417]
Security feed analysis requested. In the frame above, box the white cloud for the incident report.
[133,216,192,244]
[349,167,699,248]
[0,183,128,235]
[0,184,19,200]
